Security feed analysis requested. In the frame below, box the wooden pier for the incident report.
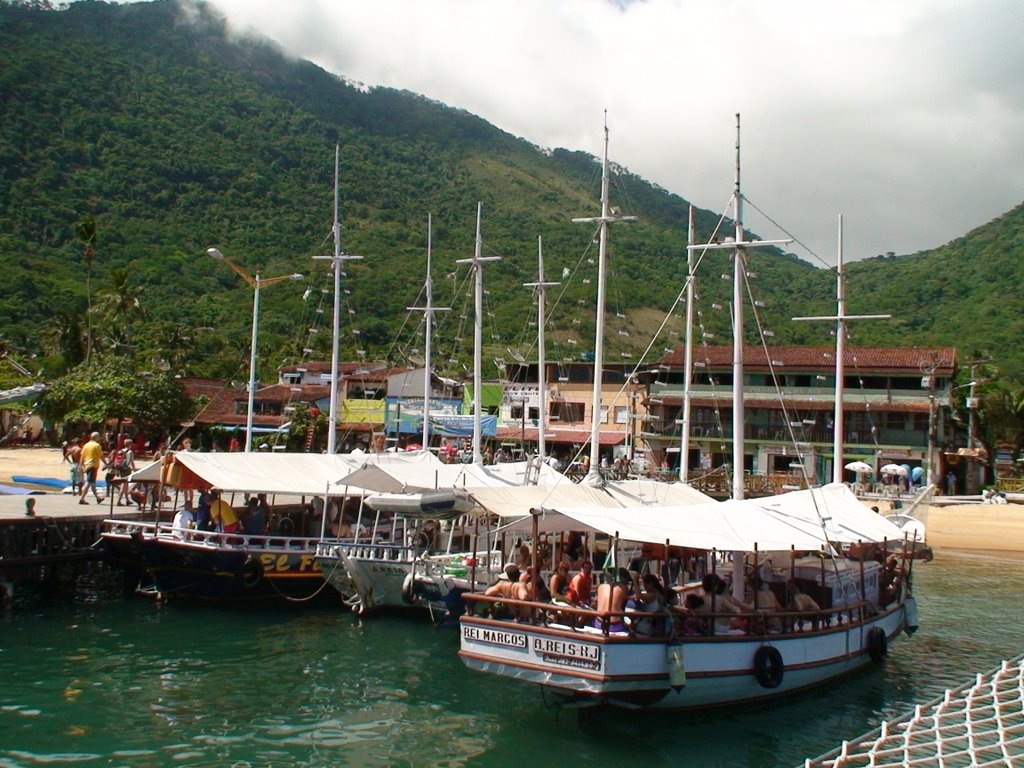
[0,491,147,600]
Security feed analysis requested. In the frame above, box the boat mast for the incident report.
[679,206,696,482]
[457,203,500,465]
[524,235,559,461]
[409,214,450,452]
[730,118,746,500]
[793,214,889,482]
[573,114,635,486]
[315,145,362,454]
[691,116,790,497]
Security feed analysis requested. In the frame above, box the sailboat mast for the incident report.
[572,114,635,485]
[588,124,612,483]
[732,115,746,500]
[457,203,500,465]
[680,205,696,482]
[524,236,558,461]
[692,117,790,494]
[833,215,846,483]
[472,204,485,464]
[793,214,889,482]
[314,145,363,453]
[422,215,434,450]
[328,145,342,454]
[409,215,450,454]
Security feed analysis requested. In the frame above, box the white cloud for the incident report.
[204,0,1024,264]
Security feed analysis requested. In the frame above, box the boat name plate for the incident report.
[462,625,528,649]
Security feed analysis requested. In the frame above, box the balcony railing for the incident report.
[643,423,926,448]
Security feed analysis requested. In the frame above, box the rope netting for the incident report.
[803,654,1024,767]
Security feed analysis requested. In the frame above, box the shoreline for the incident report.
[3,448,1023,553]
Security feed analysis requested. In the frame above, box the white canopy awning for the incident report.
[130,449,444,496]
[480,483,903,551]
[752,483,905,544]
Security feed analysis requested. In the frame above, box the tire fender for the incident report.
[867,626,888,663]
[753,645,784,689]
[241,554,263,589]
[401,571,418,605]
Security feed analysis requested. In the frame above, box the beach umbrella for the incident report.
[844,461,873,474]
[880,463,907,476]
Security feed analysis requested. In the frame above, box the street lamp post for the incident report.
[208,247,303,453]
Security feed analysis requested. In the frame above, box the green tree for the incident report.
[972,382,1024,482]
[39,358,194,436]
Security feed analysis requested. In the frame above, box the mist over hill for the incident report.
[1,0,1021,385]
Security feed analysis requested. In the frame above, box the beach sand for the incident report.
[2,448,1024,552]
[0,447,71,485]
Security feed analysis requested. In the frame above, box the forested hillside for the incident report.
[1,0,1022,388]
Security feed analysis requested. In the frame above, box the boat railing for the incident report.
[462,593,884,639]
[317,541,416,562]
[417,550,504,579]
[104,519,326,552]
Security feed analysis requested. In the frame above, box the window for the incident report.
[550,401,585,424]
[614,406,629,424]
[599,405,610,423]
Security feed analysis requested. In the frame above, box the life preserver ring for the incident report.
[277,517,294,535]
[867,626,888,663]
[241,554,263,589]
[401,571,419,605]
[753,645,784,689]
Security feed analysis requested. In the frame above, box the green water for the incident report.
[1,551,1022,767]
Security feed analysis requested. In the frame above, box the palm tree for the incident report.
[95,266,143,351]
[72,217,98,364]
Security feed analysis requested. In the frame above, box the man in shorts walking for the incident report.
[78,431,105,505]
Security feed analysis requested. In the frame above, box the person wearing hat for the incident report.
[78,431,105,505]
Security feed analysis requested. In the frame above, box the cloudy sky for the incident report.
[202,0,1023,266]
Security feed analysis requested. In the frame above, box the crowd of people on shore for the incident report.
[63,431,139,506]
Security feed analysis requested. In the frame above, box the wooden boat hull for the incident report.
[459,603,908,710]
[102,522,335,605]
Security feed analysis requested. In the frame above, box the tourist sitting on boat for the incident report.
[510,568,542,622]
[193,491,214,532]
[245,494,269,536]
[565,560,593,607]
[880,557,902,606]
[514,540,531,571]
[171,506,194,540]
[549,561,571,604]
[673,592,710,635]
[753,579,783,633]
[591,568,631,633]
[632,573,670,636]
[480,565,519,618]
[701,573,752,634]
[787,580,822,630]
